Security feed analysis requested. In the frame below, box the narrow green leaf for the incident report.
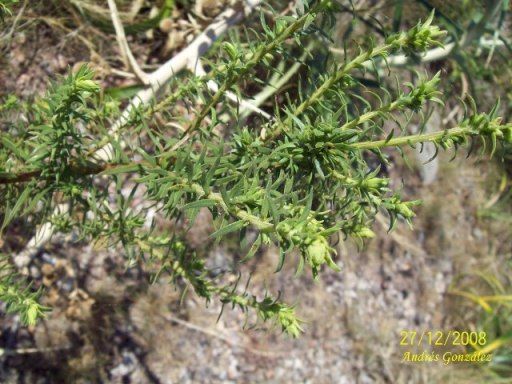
[182,199,217,211]
[2,187,31,232]
[241,235,262,262]
[1,136,26,160]
[209,220,247,239]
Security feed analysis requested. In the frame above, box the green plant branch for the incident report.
[242,48,307,120]
[0,162,120,185]
[176,2,323,143]
[2,116,510,185]
[2,3,511,335]
[266,41,401,140]
[0,254,48,326]
[138,236,303,336]
[264,10,447,141]
[180,177,274,232]
[351,126,470,150]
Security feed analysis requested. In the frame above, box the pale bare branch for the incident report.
[107,0,150,84]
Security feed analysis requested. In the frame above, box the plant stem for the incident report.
[0,126,473,184]
[339,99,404,131]
[266,40,405,140]
[351,126,469,150]
[186,179,274,232]
[0,162,117,184]
[182,5,322,139]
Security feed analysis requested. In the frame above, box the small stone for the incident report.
[29,266,41,279]
[159,18,173,33]
[41,263,54,277]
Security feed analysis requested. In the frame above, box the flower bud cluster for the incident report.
[383,195,421,228]
[403,72,443,111]
[386,11,446,55]
[467,113,512,144]
[277,306,304,338]
[276,208,340,279]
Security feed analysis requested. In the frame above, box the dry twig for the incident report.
[107,0,150,84]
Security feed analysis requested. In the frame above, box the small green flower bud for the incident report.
[222,42,239,61]
[440,136,456,149]
[353,226,375,238]
[361,177,389,191]
[278,307,303,337]
[396,202,415,219]
[277,222,292,235]
[320,0,336,11]
[403,11,446,55]
[307,238,328,266]
[405,72,442,111]
[70,185,81,197]
[386,32,407,51]
[75,79,100,93]
[104,100,118,114]
[503,126,512,143]
[174,241,186,252]
[24,301,39,326]
[275,19,288,35]
[264,52,274,62]
[306,237,341,278]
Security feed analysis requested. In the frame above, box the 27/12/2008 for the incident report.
[399,330,487,347]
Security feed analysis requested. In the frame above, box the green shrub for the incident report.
[0,0,510,336]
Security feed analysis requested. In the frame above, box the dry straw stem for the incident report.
[14,0,263,269]
[162,313,283,357]
[107,0,150,84]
